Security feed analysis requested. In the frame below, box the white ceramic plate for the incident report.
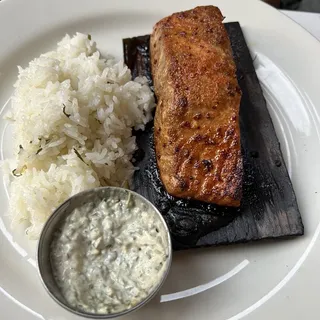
[1,0,320,319]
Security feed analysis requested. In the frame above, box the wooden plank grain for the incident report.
[123,22,304,250]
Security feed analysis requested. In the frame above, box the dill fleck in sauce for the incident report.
[50,194,169,314]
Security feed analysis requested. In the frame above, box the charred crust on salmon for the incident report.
[151,5,243,207]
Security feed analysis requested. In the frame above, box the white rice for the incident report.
[3,33,155,239]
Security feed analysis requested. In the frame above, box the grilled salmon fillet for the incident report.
[150,6,243,207]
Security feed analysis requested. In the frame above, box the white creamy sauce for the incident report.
[51,194,169,314]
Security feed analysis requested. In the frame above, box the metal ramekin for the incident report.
[37,187,172,319]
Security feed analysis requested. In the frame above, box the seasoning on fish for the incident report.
[150,6,243,207]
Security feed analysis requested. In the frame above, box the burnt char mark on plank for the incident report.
[123,22,303,250]
[123,37,154,90]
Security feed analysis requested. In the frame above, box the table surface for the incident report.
[1,7,320,320]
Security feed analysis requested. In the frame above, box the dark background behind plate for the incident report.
[123,22,304,250]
